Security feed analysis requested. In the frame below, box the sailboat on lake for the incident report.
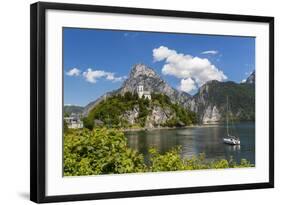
[223,96,241,145]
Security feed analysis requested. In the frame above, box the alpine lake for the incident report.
[125,122,255,165]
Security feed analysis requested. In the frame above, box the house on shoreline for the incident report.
[64,113,83,129]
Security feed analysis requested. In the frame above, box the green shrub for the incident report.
[149,147,185,172]
[64,128,146,176]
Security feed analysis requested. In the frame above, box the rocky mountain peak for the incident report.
[129,63,158,79]
[83,63,191,116]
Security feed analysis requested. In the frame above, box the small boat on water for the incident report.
[223,135,240,145]
[223,96,241,145]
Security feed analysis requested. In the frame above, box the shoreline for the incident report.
[121,121,255,132]
[122,124,222,132]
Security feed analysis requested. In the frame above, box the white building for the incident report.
[137,84,151,100]
[64,113,83,129]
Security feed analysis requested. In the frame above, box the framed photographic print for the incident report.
[30,1,274,203]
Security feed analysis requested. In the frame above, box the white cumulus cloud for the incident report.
[66,68,81,76]
[82,68,126,83]
[201,50,219,55]
[179,78,197,93]
[153,46,227,93]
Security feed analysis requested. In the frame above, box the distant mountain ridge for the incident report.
[64,105,84,115]
[83,64,255,124]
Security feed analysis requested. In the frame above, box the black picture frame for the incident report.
[30,1,274,203]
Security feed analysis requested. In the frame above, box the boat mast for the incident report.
[226,96,229,136]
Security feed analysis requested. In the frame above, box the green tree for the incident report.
[63,119,69,134]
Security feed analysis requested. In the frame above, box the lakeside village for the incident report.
[64,84,151,129]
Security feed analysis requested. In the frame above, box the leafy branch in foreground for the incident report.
[64,128,145,176]
[64,128,253,176]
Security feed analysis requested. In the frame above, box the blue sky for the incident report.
[63,28,255,106]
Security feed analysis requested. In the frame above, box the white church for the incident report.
[137,84,151,100]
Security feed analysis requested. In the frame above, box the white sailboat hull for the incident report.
[223,137,240,145]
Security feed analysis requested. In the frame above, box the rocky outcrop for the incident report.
[146,106,174,128]
[202,105,221,124]
[121,105,175,128]
[122,106,139,125]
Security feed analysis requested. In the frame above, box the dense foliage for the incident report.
[83,92,197,129]
[84,92,142,129]
[64,128,146,176]
[64,128,253,176]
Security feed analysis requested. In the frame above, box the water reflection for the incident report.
[125,122,255,164]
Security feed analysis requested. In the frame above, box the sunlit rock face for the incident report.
[202,105,221,124]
